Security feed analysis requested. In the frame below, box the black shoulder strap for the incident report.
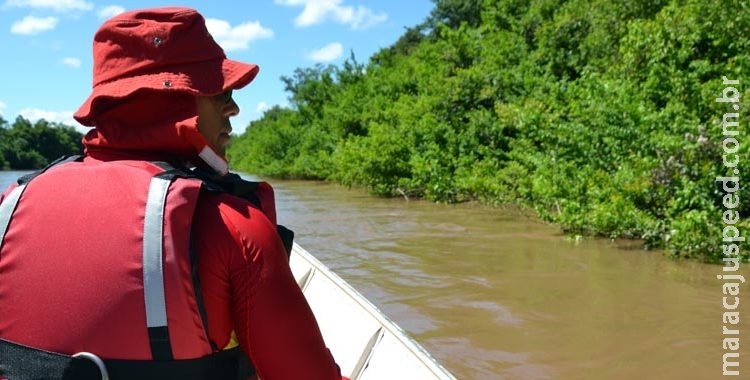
[17,155,84,185]
[155,163,295,257]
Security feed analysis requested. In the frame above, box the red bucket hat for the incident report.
[74,7,259,126]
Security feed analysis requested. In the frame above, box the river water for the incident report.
[2,170,748,379]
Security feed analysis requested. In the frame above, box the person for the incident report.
[0,7,345,380]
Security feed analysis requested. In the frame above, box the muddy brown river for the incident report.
[268,178,749,380]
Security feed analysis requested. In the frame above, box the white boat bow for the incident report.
[289,243,456,380]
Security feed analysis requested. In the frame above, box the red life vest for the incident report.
[0,156,286,379]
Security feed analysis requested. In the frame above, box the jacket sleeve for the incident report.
[193,193,343,380]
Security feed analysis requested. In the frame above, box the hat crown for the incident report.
[92,7,225,87]
[74,6,259,128]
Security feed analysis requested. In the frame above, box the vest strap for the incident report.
[143,176,174,360]
[0,185,26,252]
[0,339,244,380]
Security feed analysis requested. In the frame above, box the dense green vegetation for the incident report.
[0,115,84,170]
[229,0,749,263]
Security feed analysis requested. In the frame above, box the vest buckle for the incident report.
[72,352,110,380]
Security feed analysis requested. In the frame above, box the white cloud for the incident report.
[275,0,387,29]
[18,108,86,133]
[5,0,93,12]
[205,18,273,52]
[307,42,343,62]
[97,5,125,19]
[256,101,269,113]
[0,101,6,116]
[10,16,57,35]
[61,57,80,68]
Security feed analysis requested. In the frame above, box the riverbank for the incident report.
[228,0,749,263]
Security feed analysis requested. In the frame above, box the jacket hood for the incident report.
[82,90,229,174]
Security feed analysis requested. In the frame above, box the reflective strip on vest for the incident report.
[143,176,174,360]
[1,166,191,362]
[0,185,27,251]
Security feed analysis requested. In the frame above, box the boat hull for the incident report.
[290,243,456,380]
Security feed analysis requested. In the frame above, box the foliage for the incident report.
[0,116,84,170]
[230,0,750,263]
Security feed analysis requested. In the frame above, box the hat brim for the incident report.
[74,58,259,126]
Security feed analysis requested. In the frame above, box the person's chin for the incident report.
[216,134,231,155]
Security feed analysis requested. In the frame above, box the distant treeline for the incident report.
[231,0,748,262]
[0,116,83,170]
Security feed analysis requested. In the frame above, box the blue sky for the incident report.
[0,0,434,134]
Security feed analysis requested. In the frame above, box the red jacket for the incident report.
[0,93,342,380]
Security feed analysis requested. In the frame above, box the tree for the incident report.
[428,0,483,29]
[281,64,339,121]
[228,0,750,262]
[0,116,83,170]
